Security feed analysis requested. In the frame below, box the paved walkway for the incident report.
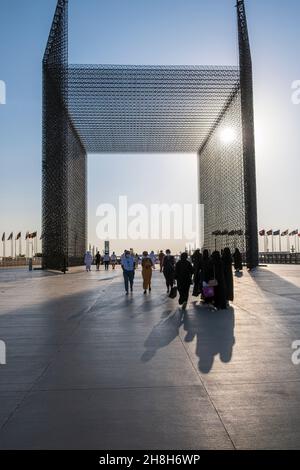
[0,265,300,449]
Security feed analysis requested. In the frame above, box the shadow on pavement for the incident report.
[142,303,235,373]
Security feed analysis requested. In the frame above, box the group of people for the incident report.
[84,251,118,272]
[120,250,156,295]
[158,248,242,310]
[84,246,243,310]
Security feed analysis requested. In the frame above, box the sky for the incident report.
[0,0,299,254]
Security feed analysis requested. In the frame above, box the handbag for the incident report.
[169,286,178,299]
[208,266,218,287]
[202,286,215,298]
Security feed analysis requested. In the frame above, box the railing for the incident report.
[0,257,42,268]
[259,253,300,265]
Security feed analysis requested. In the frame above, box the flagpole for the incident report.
[272,234,274,253]
[34,234,37,256]
[279,234,281,253]
[26,235,29,259]
[264,234,267,252]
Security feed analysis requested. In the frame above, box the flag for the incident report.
[228,230,235,236]
[31,231,37,239]
[7,232,13,241]
[266,230,273,236]
[25,232,30,240]
[221,230,228,236]
[290,229,298,236]
[1,232,5,242]
[273,230,280,236]
[281,230,288,236]
[259,229,265,236]
[16,232,21,240]
[236,229,243,236]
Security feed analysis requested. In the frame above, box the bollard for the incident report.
[29,258,33,271]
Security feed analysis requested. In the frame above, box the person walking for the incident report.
[158,250,165,272]
[95,251,101,271]
[135,253,140,269]
[84,250,93,272]
[149,250,156,269]
[222,247,234,305]
[209,251,227,310]
[103,253,110,271]
[175,252,194,310]
[191,249,203,297]
[201,249,213,303]
[121,250,135,295]
[110,251,117,270]
[233,247,243,273]
[141,251,154,294]
[162,249,175,293]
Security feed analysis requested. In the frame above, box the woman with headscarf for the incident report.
[84,250,93,272]
[162,249,175,294]
[175,252,194,310]
[191,249,203,297]
[222,247,234,304]
[201,249,212,303]
[141,251,154,294]
[209,251,227,310]
[233,247,243,273]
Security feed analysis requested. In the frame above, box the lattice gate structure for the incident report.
[42,0,258,270]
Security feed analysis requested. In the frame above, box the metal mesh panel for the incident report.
[42,0,68,269]
[66,118,87,266]
[67,65,240,153]
[43,0,87,270]
[198,89,246,254]
[42,0,259,269]
[237,0,259,268]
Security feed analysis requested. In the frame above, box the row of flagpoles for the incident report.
[259,229,300,253]
[1,232,40,259]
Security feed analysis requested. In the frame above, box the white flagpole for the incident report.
[279,234,281,253]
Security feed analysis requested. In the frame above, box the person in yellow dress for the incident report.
[141,251,154,294]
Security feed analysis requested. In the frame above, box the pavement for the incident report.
[0,264,300,449]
